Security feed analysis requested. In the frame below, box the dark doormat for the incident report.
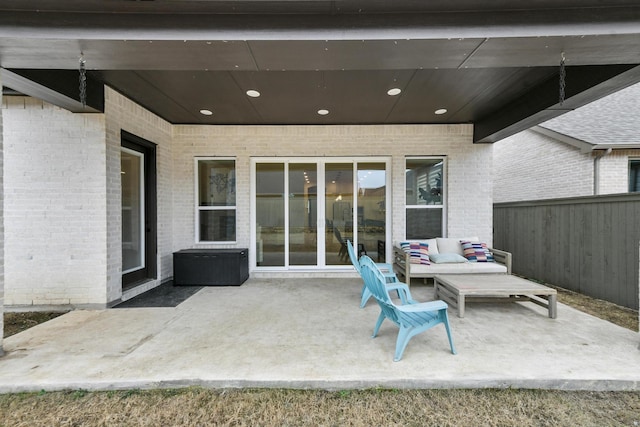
[114,281,203,308]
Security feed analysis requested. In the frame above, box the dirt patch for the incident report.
[3,312,67,338]
[551,286,638,331]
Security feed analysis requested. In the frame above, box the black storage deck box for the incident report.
[173,249,249,286]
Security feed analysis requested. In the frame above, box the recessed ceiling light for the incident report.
[246,89,261,98]
[199,109,213,116]
[434,108,448,115]
[387,88,402,96]
[317,109,330,116]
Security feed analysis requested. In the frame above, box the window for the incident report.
[196,158,236,242]
[630,160,640,192]
[405,158,444,239]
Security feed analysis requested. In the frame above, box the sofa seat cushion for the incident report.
[409,262,508,275]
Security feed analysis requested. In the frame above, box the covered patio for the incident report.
[1,1,640,372]
[0,278,637,393]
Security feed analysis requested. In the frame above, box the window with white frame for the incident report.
[196,158,236,242]
[630,159,640,192]
[405,158,445,239]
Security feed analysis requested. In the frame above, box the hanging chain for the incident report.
[79,53,87,108]
[559,52,566,106]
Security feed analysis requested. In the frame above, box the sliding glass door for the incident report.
[253,158,388,269]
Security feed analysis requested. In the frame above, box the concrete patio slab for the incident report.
[0,278,638,393]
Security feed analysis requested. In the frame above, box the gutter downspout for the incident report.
[593,148,613,195]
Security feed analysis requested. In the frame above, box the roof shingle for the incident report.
[540,82,640,146]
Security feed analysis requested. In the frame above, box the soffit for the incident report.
[0,1,639,142]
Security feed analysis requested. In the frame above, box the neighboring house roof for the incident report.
[536,82,640,151]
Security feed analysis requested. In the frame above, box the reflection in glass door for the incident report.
[289,164,317,266]
[256,163,285,266]
[357,163,387,262]
[253,159,388,269]
[121,148,144,274]
[325,163,354,265]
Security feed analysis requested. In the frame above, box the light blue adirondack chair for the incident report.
[346,240,412,308]
[359,255,457,361]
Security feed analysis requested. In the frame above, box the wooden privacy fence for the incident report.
[494,193,640,310]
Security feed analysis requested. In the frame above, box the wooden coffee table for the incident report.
[433,274,557,318]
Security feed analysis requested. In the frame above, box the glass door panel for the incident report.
[325,163,354,265]
[289,164,317,266]
[256,163,285,266]
[357,163,386,261]
[121,148,144,274]
[253,158,388,269]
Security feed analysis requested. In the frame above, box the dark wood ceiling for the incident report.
[86,67,560,125]
[1,0,640,142]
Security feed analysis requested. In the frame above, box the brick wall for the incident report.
[104,88,173,302]
[2,96,108,308]
[3,88,495,307]
[172,123,495,248]
[493,129,594,203]
[598,150,640,195]
[494,129,640,203]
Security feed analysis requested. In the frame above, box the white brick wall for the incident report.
[172,123,495,248]
[493,129,594,203]
[2,96,108,308]
[2,88,496,308]
[598,150,640,194]
[494,130,640,203]
[104,88,173,302]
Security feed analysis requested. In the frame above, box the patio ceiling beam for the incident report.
[0,7,639,41]
[1,69,103,113]
[473,64,640,143]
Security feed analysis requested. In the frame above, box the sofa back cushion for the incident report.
[424,238,439,255]
[436,237,478,256]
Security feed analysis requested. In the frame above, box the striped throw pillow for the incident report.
[399,241,430,265]
[460,241,494,263]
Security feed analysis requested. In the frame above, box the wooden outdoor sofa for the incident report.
[393,237,512,282]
